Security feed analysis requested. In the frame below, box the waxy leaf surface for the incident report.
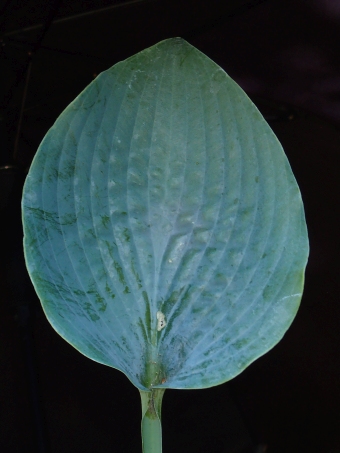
[22,38,309,390]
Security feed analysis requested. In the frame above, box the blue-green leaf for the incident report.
[22,38,308,391]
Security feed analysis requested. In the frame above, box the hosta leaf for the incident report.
[22,38,308,391]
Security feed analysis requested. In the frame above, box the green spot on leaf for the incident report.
[101,215,110,229]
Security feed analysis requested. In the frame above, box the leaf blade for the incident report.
[22,38,309,390]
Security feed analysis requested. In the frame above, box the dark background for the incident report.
[1,1,339,452]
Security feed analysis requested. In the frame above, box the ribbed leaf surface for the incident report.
[22,38,308,390]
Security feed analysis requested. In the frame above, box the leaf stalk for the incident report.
[140,388,165,453]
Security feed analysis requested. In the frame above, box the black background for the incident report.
[1,1,339,452]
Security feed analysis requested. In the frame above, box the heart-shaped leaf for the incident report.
[22,38,308,393]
